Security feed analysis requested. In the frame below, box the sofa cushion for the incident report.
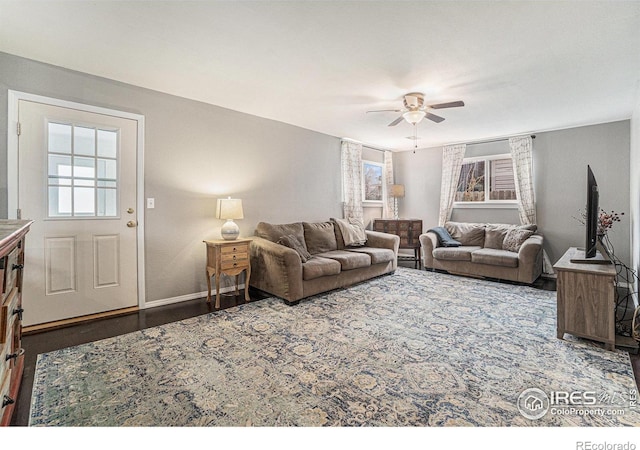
[302,256,342,281]
[503,228,535,253]
[277,234,312,263]
[256,222,307,250]
[471,248,519,268]
[345,247,395,264]
[432,246,481,262]
[315,250,371,270]
[428,227,461,247]
[445,222,486,246]
[303,222,338,254]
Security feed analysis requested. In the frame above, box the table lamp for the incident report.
[216,197,243,240]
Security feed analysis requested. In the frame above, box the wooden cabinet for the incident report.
[204,238,252,309]
[0,220,33,426]
[554,247,617,351]
[373,219,422,268]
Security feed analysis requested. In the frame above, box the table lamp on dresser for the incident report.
[216,197,244,240]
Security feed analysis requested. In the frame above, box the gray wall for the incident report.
[395,120,632,268]
[0,52,342,302]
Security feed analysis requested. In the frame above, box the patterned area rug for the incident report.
[29,268,639,426]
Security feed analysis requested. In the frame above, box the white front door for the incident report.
[17,99,139,326]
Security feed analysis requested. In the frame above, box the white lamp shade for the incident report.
[402,110,426,124]
[216,198,244,220]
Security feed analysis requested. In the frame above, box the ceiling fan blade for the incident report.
[428,100,465,109]
[388,116,404,127]
[425,112,445,123]
[366,109,402,113]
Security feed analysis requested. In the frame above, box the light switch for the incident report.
[147,198,155,209]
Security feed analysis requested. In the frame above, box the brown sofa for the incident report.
[249,220,400,304]
[420,221,544,284]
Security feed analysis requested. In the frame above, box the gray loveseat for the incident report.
[249,219,400,304]
[420,221,544,284]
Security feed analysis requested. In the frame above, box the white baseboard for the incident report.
[144,285,245,309]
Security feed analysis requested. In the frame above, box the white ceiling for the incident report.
[1,1,639,151]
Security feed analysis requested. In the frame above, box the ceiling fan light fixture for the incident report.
[402,110,426,125]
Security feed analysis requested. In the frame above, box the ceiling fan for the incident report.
[367,92,465,127]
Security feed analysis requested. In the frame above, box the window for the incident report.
[47,122,119,218]
[455,154,517,204]
[362,160,384,203]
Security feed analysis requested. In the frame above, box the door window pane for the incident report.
[97,188,117,217]
[48,154,72,178]
[97,159,117,180]
[48,123,72,154]
[48,186,72,217]
[74,126,96,156]
[73,187,95,216]
[73,157,95,178]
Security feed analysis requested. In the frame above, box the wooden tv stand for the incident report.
[554,247,617,351]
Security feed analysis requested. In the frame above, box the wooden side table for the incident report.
[554,247,616,351]
[373,219,423,269]
[204,238,252,309]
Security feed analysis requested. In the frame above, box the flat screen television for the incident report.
[585,165,599,258]
[571,165,610,264]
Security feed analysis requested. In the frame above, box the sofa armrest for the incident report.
[249,236,303,301]
[518,234,543,260]
[365,230,400,255]
[419,232,439,268]
[517,234,544,281]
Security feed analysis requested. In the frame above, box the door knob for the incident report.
[127,208,134,214]
[127,221,137,228]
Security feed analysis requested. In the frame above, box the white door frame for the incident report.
[7,90,146,309]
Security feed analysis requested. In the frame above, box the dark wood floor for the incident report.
[10,264,640,426]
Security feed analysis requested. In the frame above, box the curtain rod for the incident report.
[463,134,536,146]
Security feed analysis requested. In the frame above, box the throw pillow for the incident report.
[303,222,338,254]
[502,228,534,253]
[427,227,461,247]
[277,234,312,263]
[334,217,367,247]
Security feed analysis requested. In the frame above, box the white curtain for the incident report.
[341,140,364,220]
[509,135,553,274]
[509,136,536,224]
[382,150,395,219]
[438,144,466,226]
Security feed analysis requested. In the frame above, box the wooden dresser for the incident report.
[554,247,617,351]
[373,219,423,268]
[0,220,33,426]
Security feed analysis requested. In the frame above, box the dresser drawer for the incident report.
[0,338,11,390]
[221,243,249,254]
[0,289,19,345]
[2,246,21,297]
[0,368,11,418]
[221,252,248,262]
[221,259,249,271]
